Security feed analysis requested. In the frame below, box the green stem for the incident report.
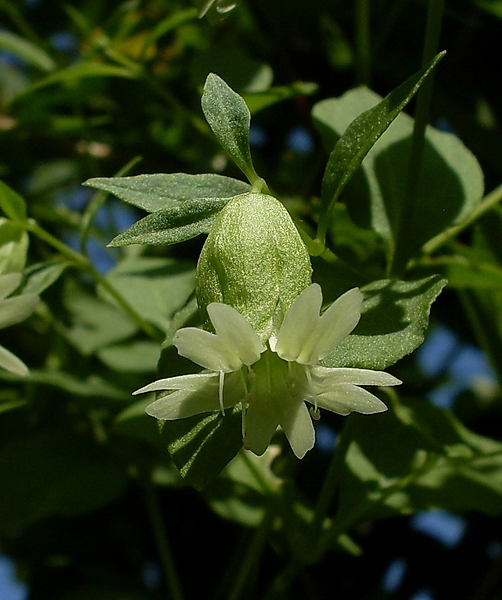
[390,0,445,276]
[354,0,372,86]
[26,220,163,342]
[226,506,275,600]
[422,181,502,255]
[307,438,341,550]
[143,478,185,600]
[263,557,301,600]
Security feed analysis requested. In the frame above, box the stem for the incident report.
[307,439,341,550]
[143,478,185,600]
[390,0,445,276]
[354,0,372,86]
[263,558,301,600]
[225,506,275,600]
[422,181,502,255]
[26,220,163,342]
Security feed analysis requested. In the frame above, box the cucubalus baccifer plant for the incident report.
[79,46,502,581]
[86,48,458,481]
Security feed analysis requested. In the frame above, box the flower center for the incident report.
[246,350,317,409]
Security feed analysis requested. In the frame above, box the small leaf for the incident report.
[201,74,260,185]
[102,257,195,332]
[244,82,318,114]
[0,219,29,273]
[160,406,243,489]
[329,395,502,538]
[0,181,27,222]
[322,275,447,370]
[63,279,138,355]
[84,172,250,212]
[0,30,56,72]
[313,51,445,247]
[80,156,142,251]
[12,62,137,102]
[22,261,68,295]
[190,42,272,94]
[108,197,231,246]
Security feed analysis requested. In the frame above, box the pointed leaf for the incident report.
[0,30,56,72]
[201,74,260,185]
[84,173,250,212]
[108,197,231,246]
[313,51,445,246]
[0,181,27,222]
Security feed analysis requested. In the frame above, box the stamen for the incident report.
[309,406,321,420]
[305,366,318,412]
[241,396,249,438]
[218,370,225,415]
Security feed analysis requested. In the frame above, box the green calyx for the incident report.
[196,192,312,341]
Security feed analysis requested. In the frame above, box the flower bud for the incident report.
[196,192,312,341]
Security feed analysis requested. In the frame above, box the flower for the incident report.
[0,273,39,376]
[134,284,401,459]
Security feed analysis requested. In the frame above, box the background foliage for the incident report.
[2,1,502,599]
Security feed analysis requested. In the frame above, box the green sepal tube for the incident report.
[196,192,312,341]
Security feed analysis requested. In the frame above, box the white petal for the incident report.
[0,273,22,300]
[243,398,280,456]
[0,344,29,376]
[312,366,402,388]
[142,371,246,419]
[146,389,220,419]
[207,302,265,366]
[174,327,242,372]
[277,398,315,459]
[133,372,217,394]
[0,294,39,330]
[316,384,388,415]
[275,284,322,362]
[305,288,363,363]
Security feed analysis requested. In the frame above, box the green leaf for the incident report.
[80,156,141,252]
[84,172,250,213]
[12,62,137,102]
[244,81,318,114]
[98,340,161,373]
[322,275,447,370]
[102,257,195,332]
[0,369,130,402]
[160,405,243,490]
[312,51,445,249]
[0,30,56,72]
[0,181,27,222]
[329,395,502,539]
[201,73,261,186]
[22,260,68,294]
[314,86,484,266]
[0,429,128,530]
[190,42,272,94]
[63,279,138,355]
[0,219,29,273]
[108,197,231,246]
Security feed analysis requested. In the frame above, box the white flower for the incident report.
[134,284,401,459]
[0,273,39,376]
